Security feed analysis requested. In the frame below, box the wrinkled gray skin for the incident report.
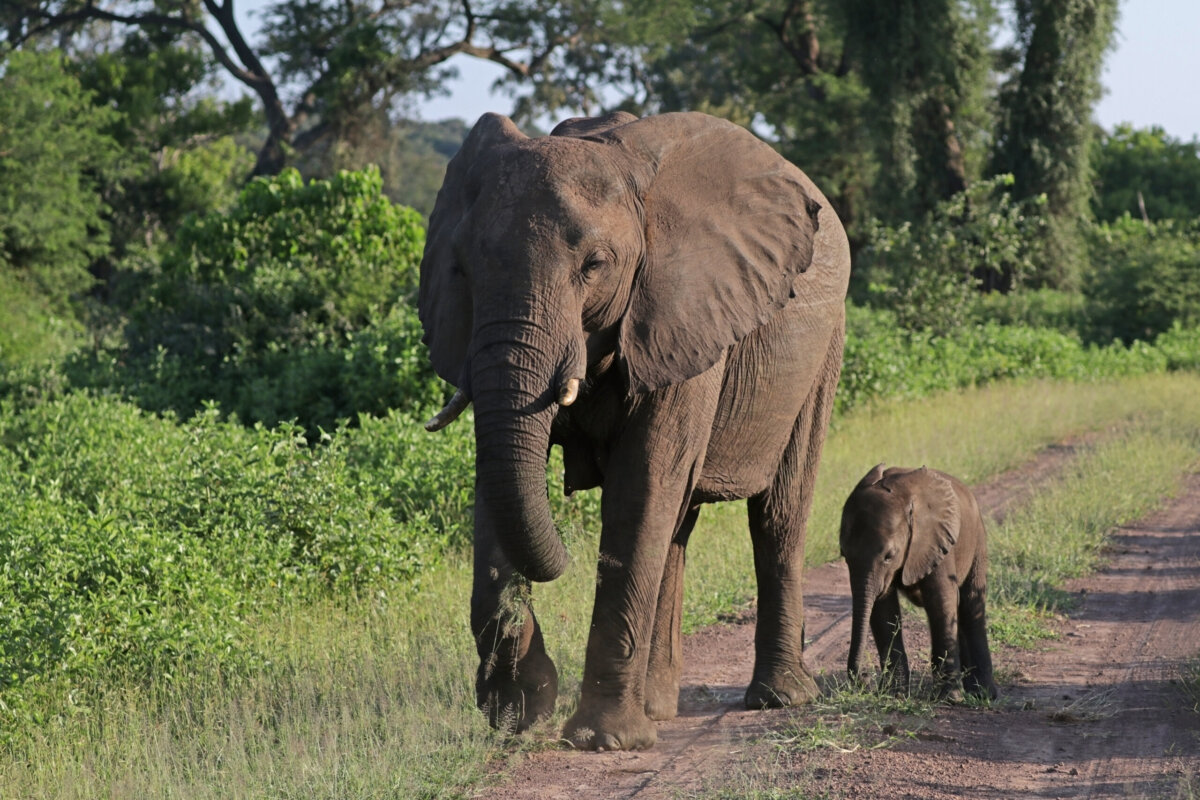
[840,464,998,701]
[419,111,850,751]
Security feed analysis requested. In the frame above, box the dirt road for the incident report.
[484,445,1200,799]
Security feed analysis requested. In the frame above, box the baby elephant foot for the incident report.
[745,665,820,709]
[476,648,558,733]
[564,704,657,751]
[963,671,999,701]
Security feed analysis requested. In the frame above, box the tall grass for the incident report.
[682,372,1200,628]
[987,392,1200,645]
[3,373,1200,798]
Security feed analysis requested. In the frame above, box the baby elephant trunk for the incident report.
[847,569,877,680]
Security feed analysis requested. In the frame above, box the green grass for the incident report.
[682,372,1200,629]
[3,372,1200,798]
[987,404,1200,644]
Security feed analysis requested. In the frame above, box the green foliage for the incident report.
[0,270,84,367]
[857,175,1044,334]
[103,166,436,431]
[970,287,1089,334]
[0,390,475,719]
[1084,216,1200,344]
[74,30,258,244]
[0,49,119,320]
[1092,124,1200,222]
[837,303,1180,414]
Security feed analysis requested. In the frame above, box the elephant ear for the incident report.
[887,468,961,586]
[854,463,888,493]
[419,113,528,386]
[550,110,638,139]
[599,112,824,393]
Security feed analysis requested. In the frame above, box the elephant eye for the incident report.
[581,249,613,277]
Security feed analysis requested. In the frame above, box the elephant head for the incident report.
[840,465,960,679]
[419,111,824,584]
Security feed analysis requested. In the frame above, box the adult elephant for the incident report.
[419,110,850,751]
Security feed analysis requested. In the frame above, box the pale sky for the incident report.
[234,1,1200,142]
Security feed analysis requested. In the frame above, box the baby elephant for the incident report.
[840,464,998,700]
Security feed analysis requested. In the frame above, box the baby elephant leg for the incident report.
[924,581,964,701]
[958,575,998,700]
[870,590,909,694]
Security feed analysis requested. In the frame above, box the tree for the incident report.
[1092,124,1200,222]
[840,0,995,222]
[991,0,1119,288]
[74,30,258,297]
[0,49,120,311]
[4,0,603,175]
[518,1,996,235]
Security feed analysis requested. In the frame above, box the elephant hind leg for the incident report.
[958,568,998,700]
[745,323,844,710]
[644,505,701,721]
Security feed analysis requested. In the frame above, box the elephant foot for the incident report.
[564,705,657,751]
[643,674,680,721]
[963,672,999,701]
[745,665,820,709]
[476,647,558,733]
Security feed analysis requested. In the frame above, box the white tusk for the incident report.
[559,377,581,407]
[424,388,470,432]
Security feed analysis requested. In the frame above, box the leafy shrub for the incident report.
[1153,323,1200,372]
[1084,216,1200,344]
[857,175,1044,336]
[0,270,84,367]
[77,166,440,431]
[0,391,474,716]
[72,304,444,433]
[838,303,1173,413]
[970,287,1089,335]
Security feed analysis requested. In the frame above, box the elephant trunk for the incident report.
[470,334,573,583]
[847,571,875,680]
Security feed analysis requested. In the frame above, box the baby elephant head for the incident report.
[840,464,961,677]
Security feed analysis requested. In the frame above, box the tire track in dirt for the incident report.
[484,437,1200,799]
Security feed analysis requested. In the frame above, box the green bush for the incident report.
[71,303,444,433]
[1154,323,1200,372]
[970,287,1089,335]
[1084,216,1200,344]
[0,391,475,717]
[838,303,1174,413]
[857,175,1044,335]
[76,166,440,431]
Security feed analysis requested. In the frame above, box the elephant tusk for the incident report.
[558,377,581,407]
[425,388,471,432]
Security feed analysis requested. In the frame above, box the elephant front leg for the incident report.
[870,590,910,695]
[563,511,674,751]
[564,376,719,751]
[471,533,558,732]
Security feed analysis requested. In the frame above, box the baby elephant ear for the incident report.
[891,468,961,586]
[854,463,887,493]
[600,112,824,393]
